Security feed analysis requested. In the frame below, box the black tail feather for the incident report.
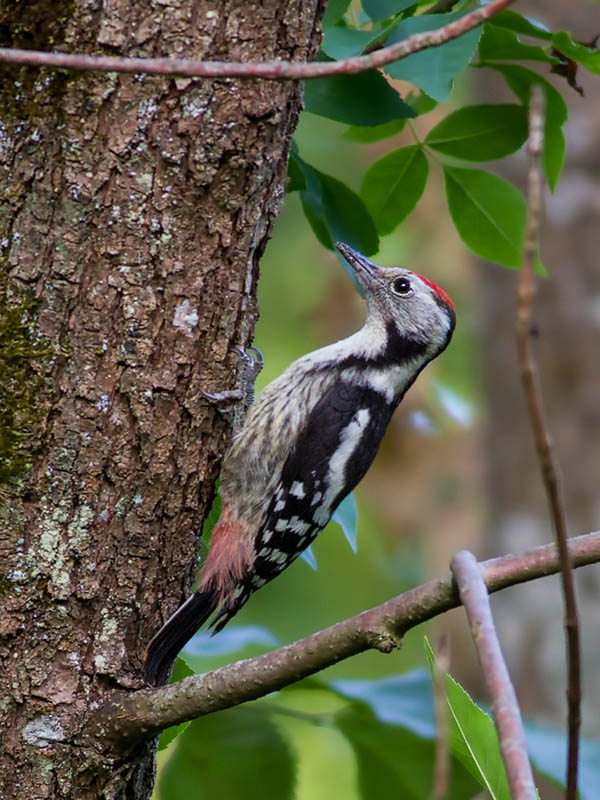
[144,588,219,686]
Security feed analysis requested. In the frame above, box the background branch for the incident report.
[516,86,581,799]
[94,530,600,745]
[451,550,537,800]
[0,0,511,80]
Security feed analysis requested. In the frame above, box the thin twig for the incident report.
[516,86,581,799]
[451,551,537,800]
[0,0,511,81]
[431,633,451,800]
[93,530,600,744]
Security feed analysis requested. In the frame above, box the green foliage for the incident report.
[425,104,528,161]
[552,31,600,74]
[291,151,379,256]
[478,24,556,64]
[361,145,428,235]
[156,633,600,800]
[489,63,568,191]
[443,166,526,269]
[335,702,478,799]
[363,0,416,23]
[384,12,482,102]
[304,71,414,126]
[424,639,513,798]
[159,705,296,800]
[285,3,600,268]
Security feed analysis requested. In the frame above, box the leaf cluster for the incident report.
[155,635,600,800]
[288,3,599,269]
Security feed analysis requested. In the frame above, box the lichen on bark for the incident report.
[0,275,52,486]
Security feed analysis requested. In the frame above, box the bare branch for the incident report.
[93,530,600,744]
[516,86,581,799]
[0,0,511,81]
[451,551,537,800]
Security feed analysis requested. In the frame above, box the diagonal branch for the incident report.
[93,530,600,745]
[516,87,581,799]
[451,550,537,800]
[0,0,511,80]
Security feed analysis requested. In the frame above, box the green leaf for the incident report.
[479,24,555,64]
[159,705,295,800]
[491,64,567,191]
[443,166,526,269]
[407,90,438,116]
[426,104,528,161]
[490,10,552,41]
[335,697,479,799]
[287,153,306,192]
[424,639,512,799]
[344,92,435,143]
[332,491,358,552]
[552,30,600,74]
[361,145,428,235]
[304,71,415,126]
[297,156,379,255]
[344,118,407,143]
[322,0,351,27]
[444,675,512,799]
[363,0,416,22]
[321,25,375,60]
[385,12,481,102]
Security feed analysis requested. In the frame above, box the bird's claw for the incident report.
[201,344,264,425]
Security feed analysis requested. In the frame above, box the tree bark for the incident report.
[0,2,325,797]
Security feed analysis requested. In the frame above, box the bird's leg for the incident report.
[202,345,263,431]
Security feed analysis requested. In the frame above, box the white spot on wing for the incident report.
[288,516,309,534]
[290,481,305,499]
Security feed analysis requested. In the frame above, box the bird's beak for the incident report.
[335,242,380,292]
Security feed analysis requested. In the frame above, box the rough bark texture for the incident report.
[0,2,325,798]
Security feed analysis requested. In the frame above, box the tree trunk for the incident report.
[0,2,325,797]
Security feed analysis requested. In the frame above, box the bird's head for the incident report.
[336,242,455,362]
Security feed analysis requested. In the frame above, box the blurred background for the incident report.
[156,1,600,796]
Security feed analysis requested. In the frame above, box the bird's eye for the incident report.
[391,277,412,296]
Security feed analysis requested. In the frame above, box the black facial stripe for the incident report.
[383,321,429,363]
[336,332,428,371]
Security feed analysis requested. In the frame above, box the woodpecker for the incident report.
[144,243,455,685]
